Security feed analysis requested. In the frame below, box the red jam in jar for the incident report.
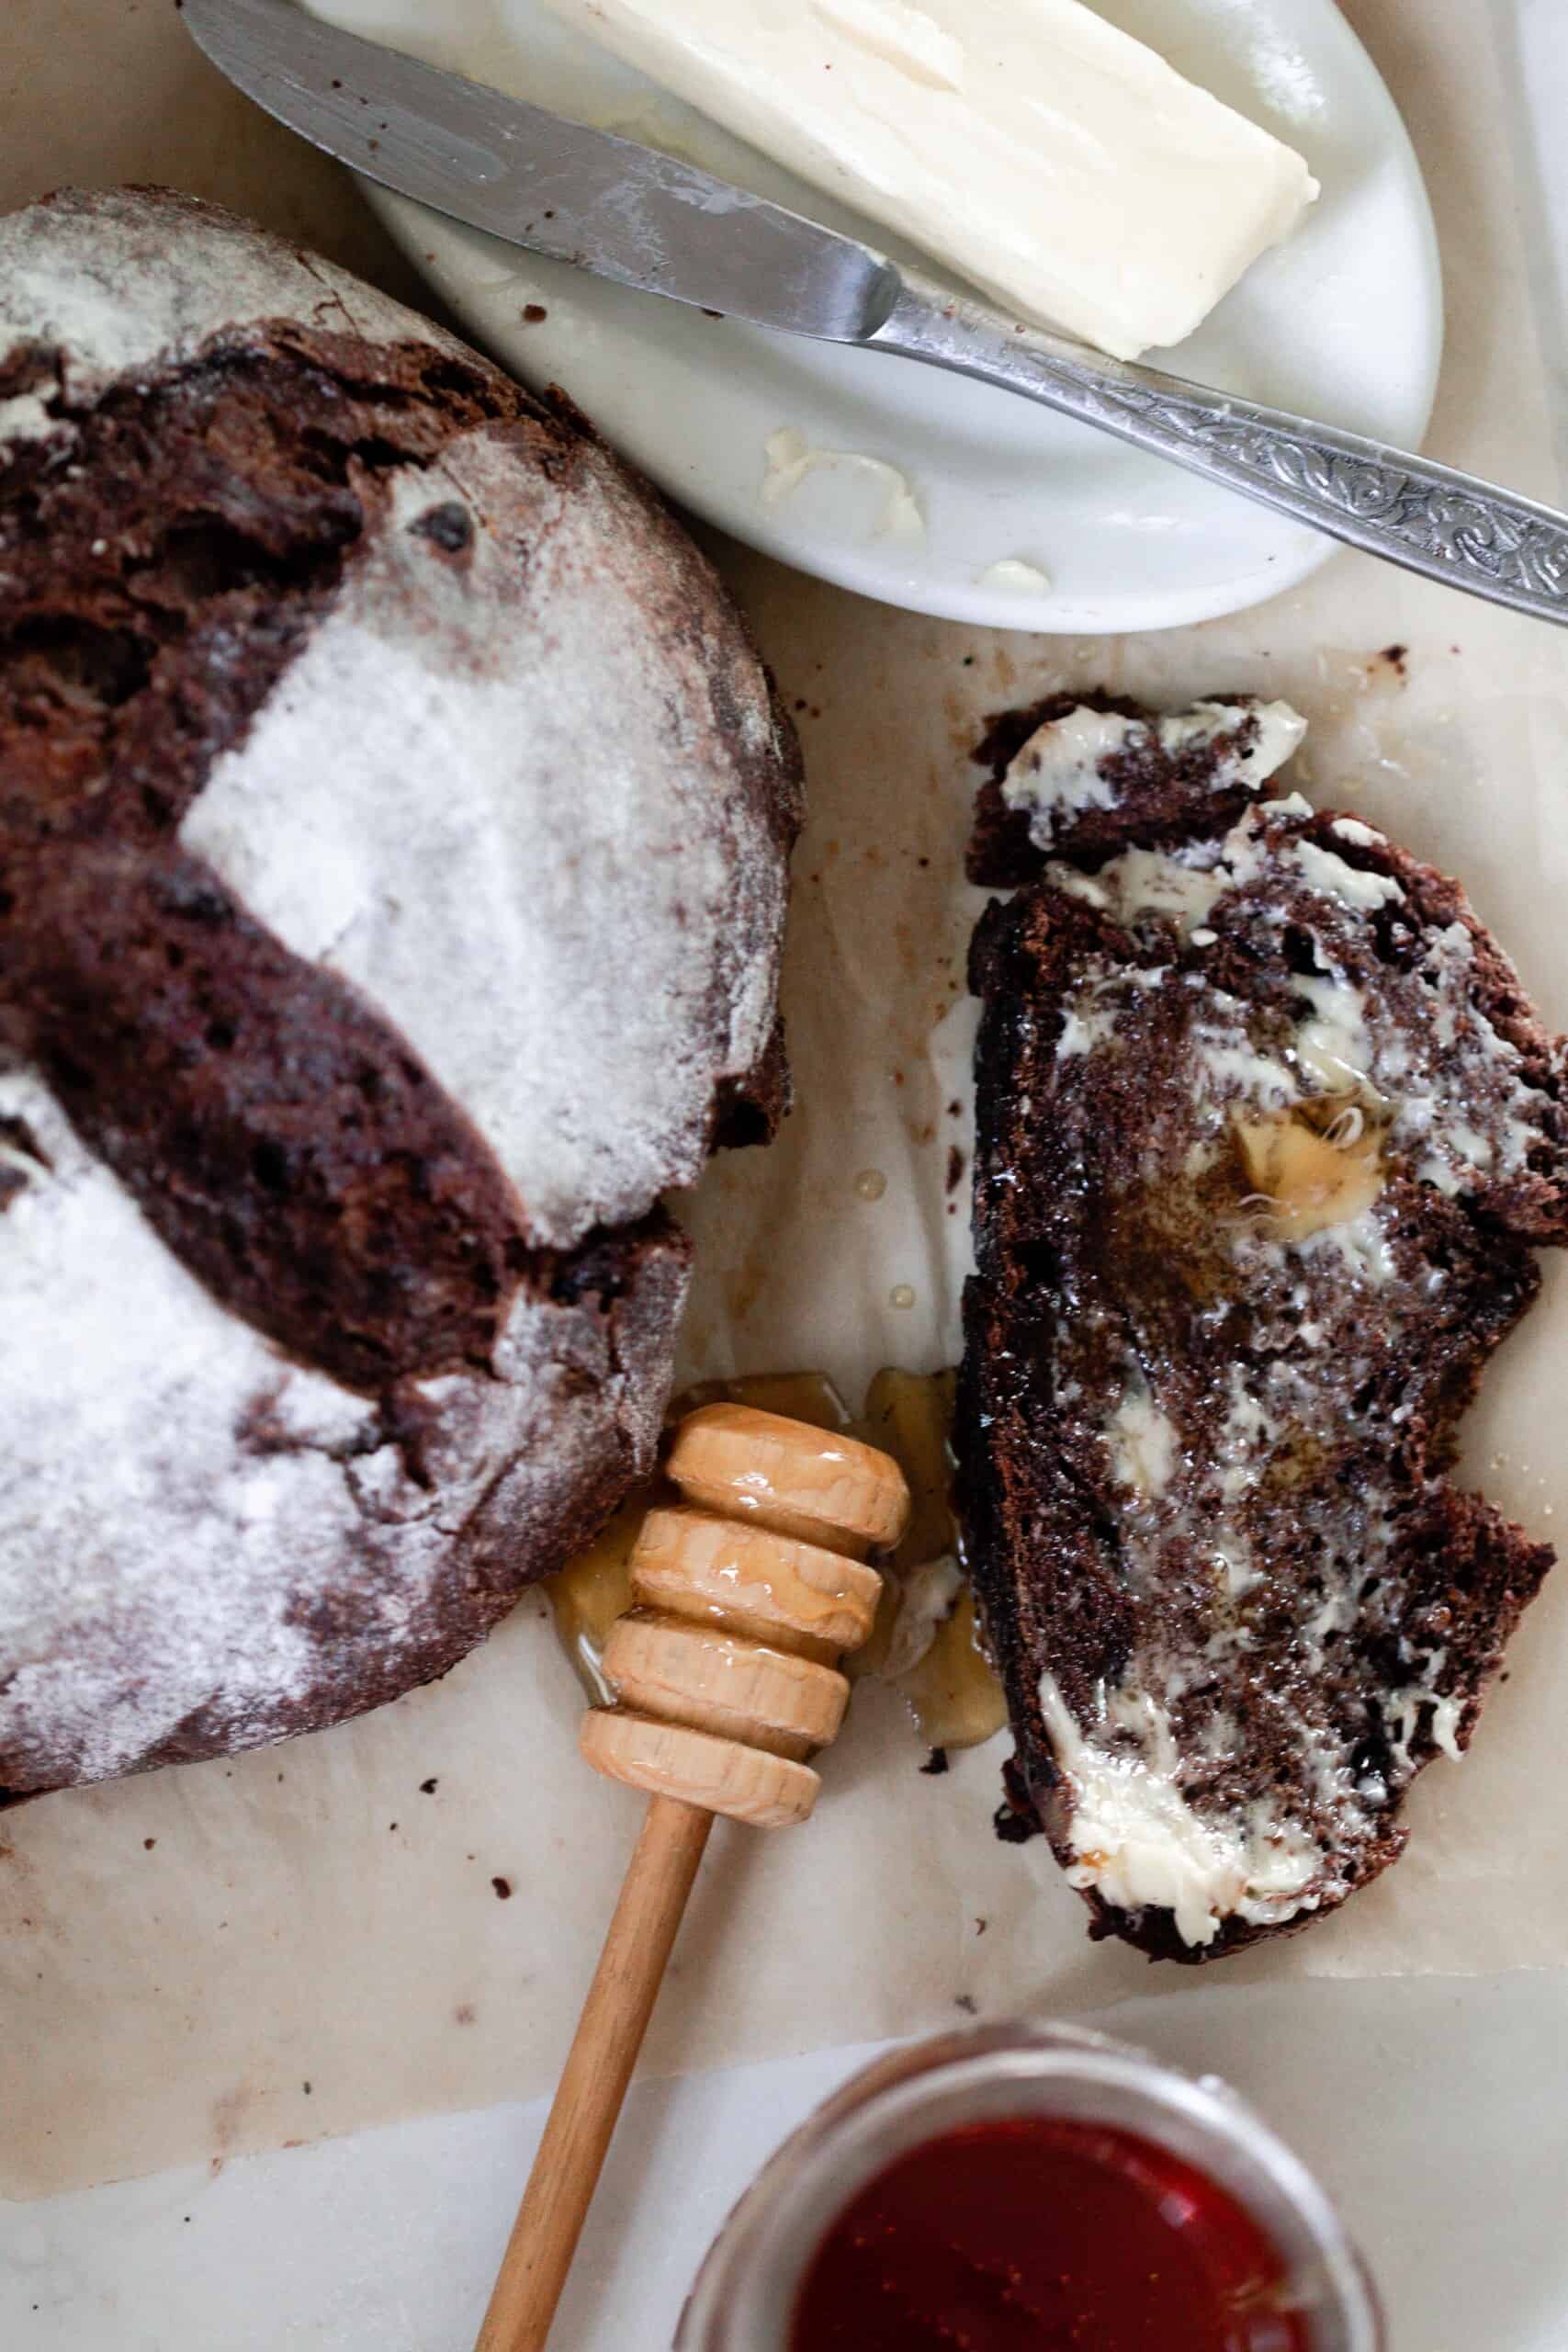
[788,2114,1312,2351]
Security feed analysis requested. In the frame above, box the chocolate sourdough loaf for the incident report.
[958,693,1568,1960]
[0,188,801,1796]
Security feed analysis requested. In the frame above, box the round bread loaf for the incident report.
[0,187,801,1797]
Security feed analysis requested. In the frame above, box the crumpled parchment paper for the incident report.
[2,0,1566,2202]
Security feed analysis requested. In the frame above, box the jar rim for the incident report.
[676,2020,1383,2352]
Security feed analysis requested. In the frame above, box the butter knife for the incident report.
[181,0,1568,628]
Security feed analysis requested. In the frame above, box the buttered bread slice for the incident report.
[959,695,1568,1959]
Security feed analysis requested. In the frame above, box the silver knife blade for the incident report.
[179,0,900,343]
[180,1,1568,631]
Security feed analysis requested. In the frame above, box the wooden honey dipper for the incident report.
[475,1402,911,2352]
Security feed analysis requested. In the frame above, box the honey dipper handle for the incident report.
[474,1795,715,2352]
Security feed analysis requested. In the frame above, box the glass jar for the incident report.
[676,2020,1383,2351]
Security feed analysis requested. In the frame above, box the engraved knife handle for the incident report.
[873,270,1568,628]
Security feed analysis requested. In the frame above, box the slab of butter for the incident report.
[537,0,1318,359]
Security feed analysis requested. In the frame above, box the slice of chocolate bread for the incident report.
[958,695,1568,1960]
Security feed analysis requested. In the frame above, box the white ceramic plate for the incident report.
[308,0,1442,634]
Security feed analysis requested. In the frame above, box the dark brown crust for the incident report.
[957,697,1567,1961]
[8,841,533,1395]
[0,190,801,1795]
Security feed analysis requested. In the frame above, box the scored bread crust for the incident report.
[0,188,802,1797]
[958,694,1567,1961]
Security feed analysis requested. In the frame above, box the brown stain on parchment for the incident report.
[209,2082,255,2177]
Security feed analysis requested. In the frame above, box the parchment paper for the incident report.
[3,0,1567,2201]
